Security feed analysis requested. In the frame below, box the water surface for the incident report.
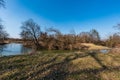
[0,43,32,56]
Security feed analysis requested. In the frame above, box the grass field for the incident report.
[0,51,120,80]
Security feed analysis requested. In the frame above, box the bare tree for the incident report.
[0,21,9,43]
[79,32,91,43]
[106,33,120,47]
[0,0,5,8]
[46,27,64,50]
[20,19,41,50]
[90,29,100,43]
[115,24,120,34]
[0,0,6,41]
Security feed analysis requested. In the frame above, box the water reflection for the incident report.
[89,49,110,54]
[20,45,32,54]
[0,44,7,56]
[0,43,32,56]
[100,49,110,54]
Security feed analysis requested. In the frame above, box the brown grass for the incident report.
[81,43,110,50]
[0,51,120,80]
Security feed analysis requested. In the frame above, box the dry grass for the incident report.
[0,51,120,80]
[81,43,110,50]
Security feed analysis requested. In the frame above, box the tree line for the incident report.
[20,19,102,50]
[20,19,120,50]
[1,18,120,50]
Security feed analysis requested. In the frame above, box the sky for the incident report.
[0,0,120,39]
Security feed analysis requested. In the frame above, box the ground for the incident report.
[0,50,120,80]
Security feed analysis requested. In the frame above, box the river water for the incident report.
[0,43,32,56]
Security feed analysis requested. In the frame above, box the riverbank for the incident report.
[0,51,120,80]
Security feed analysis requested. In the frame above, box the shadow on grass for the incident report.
[26,53,89,80]
[0,52,120,80]
[37,52,120,80]
[88,52,108,69]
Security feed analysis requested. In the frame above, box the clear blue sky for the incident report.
[0,0,120,39]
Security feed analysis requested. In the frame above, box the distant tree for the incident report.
[0,0,5,8]
[79,32,91,43]
[90,29,100,43]
[115,24,120,33]
[46,27,62,37]
[0,21,9,42]
[0,0,8,41]
[46,27,64,50]
[106,23,120,47]
[106,33,120,47]
[20,19,41,50]
[69,29,76,44]
[64,34,76,50]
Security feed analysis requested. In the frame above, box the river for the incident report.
[0,43,32,56]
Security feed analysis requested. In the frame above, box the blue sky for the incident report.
[0,0,120,39]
